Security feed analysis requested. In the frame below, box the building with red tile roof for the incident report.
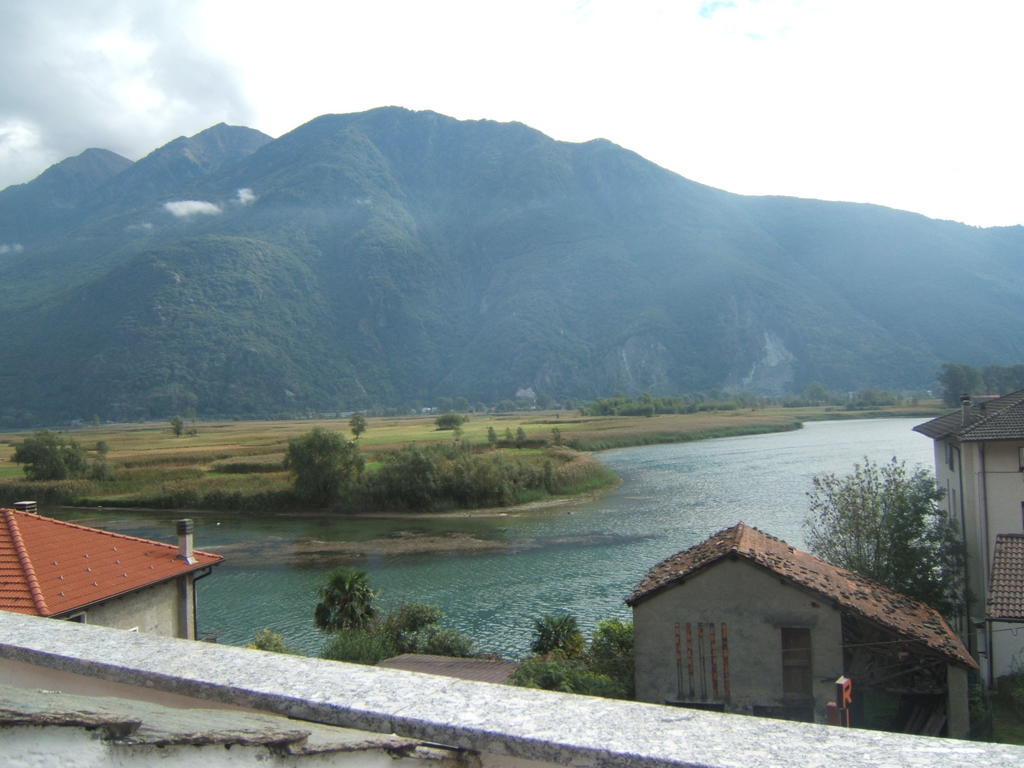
[913,390,1024,681]
[629,523,973,738]
[0,508,221,638]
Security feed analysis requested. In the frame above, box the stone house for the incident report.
[913,390,1024,680]
[628,523,975,738]
[0,508,222,638]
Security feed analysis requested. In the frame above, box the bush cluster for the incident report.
[510,615,634,700]
[361,442,561,511]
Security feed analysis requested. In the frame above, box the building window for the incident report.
[1019,446,1024,472]
[947,444,956,471]
[65,612,87,623]
[781,627,812,697]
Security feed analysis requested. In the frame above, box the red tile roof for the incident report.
[627,523,976,669]
[988,534,1024,621]
[0,509,222,617]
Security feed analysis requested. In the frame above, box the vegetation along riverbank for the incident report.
[0,403,942,515]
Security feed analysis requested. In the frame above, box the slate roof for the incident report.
[377,654,521,684]
[627,522,976,669]
[0,508,222,617]
[988,534,1024,622]
[913,389,1024,442]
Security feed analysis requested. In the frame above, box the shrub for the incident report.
[321,629,396,665]
[509,656,624,698]
[247,629,292,654]
[531,613,584,658]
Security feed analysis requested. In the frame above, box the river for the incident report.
[52,417,935,658]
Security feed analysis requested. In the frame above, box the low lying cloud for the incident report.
[125,221,154,233]
[0,242,24,254]
[163,200,222,218]
[236,187,256,205]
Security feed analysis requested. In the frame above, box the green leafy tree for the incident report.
[487,426,498,449]
[381,602,474,657]
[314,567,377,632]
[285,427,364,506]
[349,413,367,440]
[804,457,964,617]
[170,416,184,436]
[937,362,984,407]
[515,427,527,448]
[585,619,634,698]
[435,412,465,430]
[530,613,584,658]
[12,431,87,481]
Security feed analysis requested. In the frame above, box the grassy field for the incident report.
[0,403,943,513]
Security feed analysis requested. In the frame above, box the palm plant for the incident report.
[314,567,377,632]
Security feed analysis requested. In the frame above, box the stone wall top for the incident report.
[0,612,1021,768]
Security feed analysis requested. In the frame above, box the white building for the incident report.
[914,390,1024,681]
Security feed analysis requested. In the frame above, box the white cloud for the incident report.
[163,200,221,217]
[126,221,154,232]
[0,243,24,254]
[236,187,256,205]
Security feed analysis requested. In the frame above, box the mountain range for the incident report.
[0,107,1021,425]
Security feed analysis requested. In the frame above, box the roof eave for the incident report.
[48,561,222,617]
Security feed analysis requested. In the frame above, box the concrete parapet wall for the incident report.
[0,612,1021,768]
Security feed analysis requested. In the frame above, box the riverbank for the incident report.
[0,404,943,515]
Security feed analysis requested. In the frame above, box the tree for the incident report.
[530,613,584,658]
[381,602,474,657]
[515,427,527,448]
[511,617,634,699]
[435,412,465,430]
[285,427,364,506]
[12,430,87,481]
[937,362,983,407]
[170,416,184,436]
[804,457,964,617]
[314,567,377,632]
[585,619,634,698]
[349,413,367,440]
[487,426,498,449]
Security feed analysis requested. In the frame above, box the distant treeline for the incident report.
[583,386,914,417]
[585,393,763,417]
[937,362,1024,407]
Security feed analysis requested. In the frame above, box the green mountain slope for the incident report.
[0,107,1021,425]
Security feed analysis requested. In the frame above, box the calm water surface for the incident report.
[54,418,934,657]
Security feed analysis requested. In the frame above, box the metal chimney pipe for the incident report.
[176,519,196,564]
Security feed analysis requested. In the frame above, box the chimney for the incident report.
[960,393,971,426]
[177,519,196,564]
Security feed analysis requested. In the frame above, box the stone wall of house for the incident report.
[61,578,183,638]
[632,557,843,721]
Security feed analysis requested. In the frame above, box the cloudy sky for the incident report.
[2,0,1021,227]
